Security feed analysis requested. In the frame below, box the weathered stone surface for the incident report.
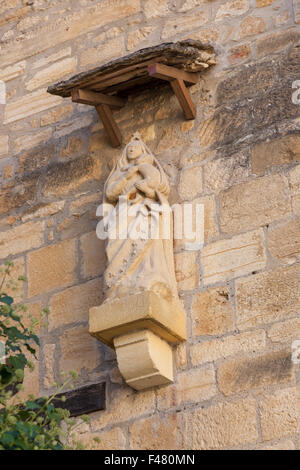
[22,201,65,222]
[178,166,203,201]
[256,28,300,56]
[0,136,9,158]
[60,325,100,374]
[190,330,266,366]
[201,229,266,285]
[127,27,156,51]
[144,0,169,18]
[294,0,300,23]
[26,58,77,91]
[190,398,258,449]
[191,287,234,337]
[0,0,19,16]
[289,164,300,214]
[217,60,276,106]
[268,318,300,343]
[129,413,188,450]
[49,279,103,330]
[4,90,62,124]
[228,43,251,64]
[162,12,209,39]
[60,136,84,158]
[81,428,127,450]
[18,144,55,174]
[0,221,44,260]
[59,216,96,243]
[43,344,55,388]
[0,0,141,68]
[250,83,300,131]
[268,217,300,262]
[236,264,300,329]
[256,0,274,6]
[175,343,187,368]
[91,387,156,429]
[3,165,13,180]
[43,155,101,197]
[251,134,300,175]
[197,104,250,148]
[157,366,216,410]
[216,0,249,21]
[41,105,73,127]
[54,114,94,139]
[204,152,250,193]
[13,129,52,154]
[0,5,31,28]
[259,388,299,441]
[80,231,106,279]
[28,239,77,297]
[259,440,296,450]
[219,175,291,234]
[32,48,72,70]
[0,61,25,82]
[239,16,265,38]
[218,350,294,396]
[81,37,125,67]
[175,251,199,290]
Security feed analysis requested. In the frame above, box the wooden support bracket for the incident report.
[71,63,198,147]
[148,63,198,120]
[72,88,124,147]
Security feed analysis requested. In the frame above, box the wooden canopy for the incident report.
[48,40,216,147]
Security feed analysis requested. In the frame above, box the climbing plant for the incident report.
[0,261,89,450]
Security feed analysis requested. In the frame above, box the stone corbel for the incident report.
[89,291,186,390]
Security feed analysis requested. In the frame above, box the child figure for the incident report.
[122,140,161,199]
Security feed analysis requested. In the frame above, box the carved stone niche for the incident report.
[88,134,187,390]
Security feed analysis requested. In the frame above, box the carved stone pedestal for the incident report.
[89,291,186,390]
[114,330,173,390]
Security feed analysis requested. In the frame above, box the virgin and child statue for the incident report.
[100,133,181,307]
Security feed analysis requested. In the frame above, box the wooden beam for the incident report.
[170,79,196,120]
[96,103,122,148]
[72,88,125,109]
[148,63,198,85]
[52,383,106,418]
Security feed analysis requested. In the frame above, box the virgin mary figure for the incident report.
[101,134,180,306]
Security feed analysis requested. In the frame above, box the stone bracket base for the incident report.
[114,330,173,390]
[89,291,186,390]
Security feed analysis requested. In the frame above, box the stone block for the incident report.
[191,287,234,337]
[28,239,77,297]
[200,229,266,285]
[190,330,266,366]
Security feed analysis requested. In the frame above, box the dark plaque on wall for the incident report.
[53,382,106,417]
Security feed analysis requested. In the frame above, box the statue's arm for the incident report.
[106,168,138,202]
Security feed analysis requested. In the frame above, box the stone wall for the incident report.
[0,0,299,450]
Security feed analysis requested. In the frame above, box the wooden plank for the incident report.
[72,88,125,108]
[148,63,198,85]
[96,103,122,148]
[83,58,164,89]
[52,382,106,417]
[171,78,196,120]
